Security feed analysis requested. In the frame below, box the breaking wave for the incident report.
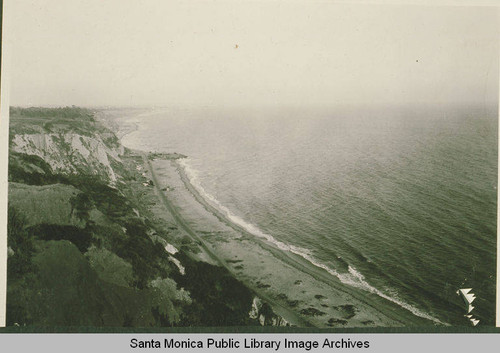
[178,157,444,325]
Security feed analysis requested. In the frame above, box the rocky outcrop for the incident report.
[249,297,290,326]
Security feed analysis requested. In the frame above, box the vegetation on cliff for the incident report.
[6,107,259,327]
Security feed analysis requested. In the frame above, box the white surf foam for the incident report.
[178,157,444,325]
[178,158,311,255]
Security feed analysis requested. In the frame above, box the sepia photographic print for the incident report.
[0,0,498,330]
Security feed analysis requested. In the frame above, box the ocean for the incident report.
[118,103,497,326]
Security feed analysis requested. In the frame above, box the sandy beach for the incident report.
[137,153,438,328]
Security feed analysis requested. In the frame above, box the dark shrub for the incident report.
[28,224,92,253]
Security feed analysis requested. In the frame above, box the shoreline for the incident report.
[171,159,441,326]
[105,110,442,328]
[143,154,312,327]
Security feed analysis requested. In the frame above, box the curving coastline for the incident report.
[143,154,312,327]
[172,158,443,326]
[107,108,444,328]
[176,158,445,325]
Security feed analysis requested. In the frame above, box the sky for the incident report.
[4,0,499,108]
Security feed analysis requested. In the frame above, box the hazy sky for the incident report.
[4,0,499,107]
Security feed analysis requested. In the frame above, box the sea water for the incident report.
[118,103,497,325]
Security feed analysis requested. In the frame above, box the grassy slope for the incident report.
[6,107,258,328]
[9,183,83,227]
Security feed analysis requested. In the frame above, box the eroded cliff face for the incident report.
[11,133,124,183]
[8,107,291,328]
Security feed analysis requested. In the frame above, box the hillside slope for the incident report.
[7,107,280,328]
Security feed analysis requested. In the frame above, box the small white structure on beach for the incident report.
[169,256,185,275]
[164,243,178,255]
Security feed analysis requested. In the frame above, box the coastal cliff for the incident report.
[11,133,122,183]
[6,107,287,327]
